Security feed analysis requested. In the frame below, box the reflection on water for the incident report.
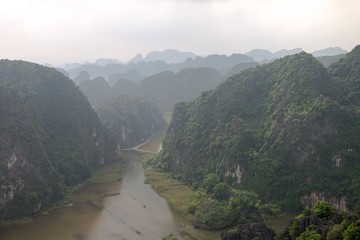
[0,151,220,240]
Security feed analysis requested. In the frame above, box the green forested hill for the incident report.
[0,60,119,219]
[329,45,360,107]
[157,46,360,213]
[96,95,166,148]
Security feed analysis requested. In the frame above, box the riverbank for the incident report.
[0,161,122,229]
[141,153,295,234]
[49,161,122,209]
[143,166,194,221]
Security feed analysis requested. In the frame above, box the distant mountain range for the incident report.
[311,47,348,57]
[245,48,303,62]
[130,49,198,64]
[244,47,347,63]
[56,47,348,87]
[79,67,225,112]
[67,53,254,81]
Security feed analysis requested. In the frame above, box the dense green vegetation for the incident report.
[0,60,119,219]
[156,45,360,217]
[96,95,166,148]
[220,200,360,240]
[145,154,280,230]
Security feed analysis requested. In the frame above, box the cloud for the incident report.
[0,0,359,64]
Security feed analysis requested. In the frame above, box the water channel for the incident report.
[0,150,220,240]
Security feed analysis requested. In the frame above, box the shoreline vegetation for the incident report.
[142,152,296,232]
[48,161,122,209]
[0,161,122,229]
[137,127,298,234]
[142,155,194,221]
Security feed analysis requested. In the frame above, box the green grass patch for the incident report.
[79,162,122,186]
[179,230,198,240]
[269,212,298,233]
[65,161,122,194]
[48,162,122,210]
[143,168,194,221]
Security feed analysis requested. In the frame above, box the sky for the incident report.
[0,0,359,65]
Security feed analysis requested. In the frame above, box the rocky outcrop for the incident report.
[224,164,243,184]
[220,223,276,240]
[279,214,358,240]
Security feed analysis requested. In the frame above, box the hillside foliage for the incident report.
[156,46,360,213]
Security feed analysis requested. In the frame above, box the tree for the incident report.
[212,182,230,201]
[313,201,332,218]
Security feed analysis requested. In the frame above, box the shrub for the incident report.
[327,220,350,240]
[290,220,300,238]
[296,225,321,240]
[211,182,230,201]
[303,208,312,216]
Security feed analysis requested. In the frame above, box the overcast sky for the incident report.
[1,0,359,65]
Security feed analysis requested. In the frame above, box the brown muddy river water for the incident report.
[0,150,220,240]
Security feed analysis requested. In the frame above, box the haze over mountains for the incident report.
[56,47,347,84]
[79,67,223,112]
[65,46,349,116]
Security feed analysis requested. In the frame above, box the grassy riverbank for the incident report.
[69,161,122,192]
[144,169,194,220]
[142,153,194,221]
[51,161,122,207]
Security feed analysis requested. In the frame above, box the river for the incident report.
[0,150,220,240]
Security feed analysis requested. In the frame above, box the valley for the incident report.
[1,45,360,240]
[0,138,220,240]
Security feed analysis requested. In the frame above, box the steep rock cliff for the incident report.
[0,60,119,219]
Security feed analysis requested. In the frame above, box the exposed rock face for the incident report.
[300,192,347,211]
[224,164,243,184]
[220,223,276,240]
